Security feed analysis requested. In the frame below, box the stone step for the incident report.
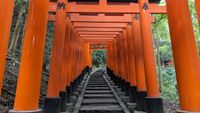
[85,90,112,94]
[80,104,123,113]
[87,83,107,85]
[82,98,118,104]
[89,79,105,81]
[87,85,109,87]
[84,94,114,98]
[88,82,107,84]
[86,87,110,90]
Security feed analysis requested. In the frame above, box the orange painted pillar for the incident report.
[122,29,129,81]
[71,32,77,79]
[132,14,147,93]
[44,0,66,113]
[110,41,114,71]
[65,21,73,104]
[106,44,110,68]
[139,0,163,112]
[89,49,93,67]
[166,0,200,112]
[0,0,14,95]
[84,43,88,67]
[111,40,116,72]
[107,43,110,71]
[195,0,200,26]
[59,18,71,112]
[67,28,76,100]
[72,30,77,81]
[65,20,72,88]
[121,29,130,93]
[60,19,71,92]
[132,14,147,110]
[9,0,49,112]
[126,23,138,102]
[85,44,89,67]
[119,33,125,80]
[126,23,137,87]
[113,39,119,75]
[68,28,75,85]
[116,37,123,77]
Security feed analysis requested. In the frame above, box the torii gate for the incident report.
[0,0,200,113]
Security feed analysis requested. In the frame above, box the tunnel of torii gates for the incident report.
[0,0,200,113]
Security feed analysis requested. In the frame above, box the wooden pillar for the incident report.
[125,23,137,97]
[132,14,147,93]
[126,23,137,87]
[85,44,89,67]
[116,37,122,77]
[195,0,200,27]
[106,44,110,68]
[119,33,125,80]
[65,20,72,87]
[0,0,14,95]
[121,29,130,94]
[68,28,75,85]
[113,39,119,75]
[66,28,76,102]
[139,0,163,112]
[122,29,129,81]
[110,41,114,72]
[89,49,93,67]
[59,19,71,112]
[126,22,138,103]
[44,0,66,113]
[60,19,70,92]
[9,0,49,112]
[166,0,200,112]
[132,14,147,110]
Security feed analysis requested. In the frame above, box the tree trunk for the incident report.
[155,29,162,92]
[8,0,27,55]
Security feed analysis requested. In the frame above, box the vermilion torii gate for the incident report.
[0,0,200,113]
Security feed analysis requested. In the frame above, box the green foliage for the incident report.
[153,0,200,103]
[160,67,179,102]
[188,0,200,54]
[153,14,173,62]
[43,22,54,72]
[92,50,106,68]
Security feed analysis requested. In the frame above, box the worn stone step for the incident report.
[86,87,110,90]
[88,82,107,84]
[82,98,118,104]
[89,79,105,81]
[84,94,114,98]
[87,83,107,85]
[80,104,123,112]
[122,96,130,103]
[85,90,112,94]
[87,85,109,87]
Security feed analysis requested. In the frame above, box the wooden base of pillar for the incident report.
[59,91,67,112]
[121,79,126,92]
[125,82,130,96]
[136,91,147,111]
[43,97,61,113]
[9,109,42,113]
[130,86,137,103]
[66,86,71,103]
[146,97,164,113]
